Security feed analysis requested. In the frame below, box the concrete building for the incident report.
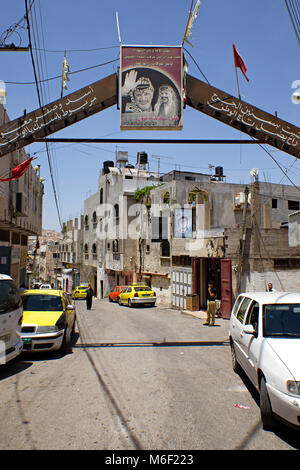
[77,155,300,317]
[81,151,160,298]
[0,104,43,286]
[138,168,300,316]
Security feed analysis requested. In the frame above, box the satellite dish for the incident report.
[250,168,259,178]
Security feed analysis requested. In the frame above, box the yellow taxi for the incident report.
[20,289,76,352]
[72,286,88,300]
[118,284,156,307]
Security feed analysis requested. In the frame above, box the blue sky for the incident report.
[1,0,299,231]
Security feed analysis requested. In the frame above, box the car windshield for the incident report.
[0,280,22,314]
[134,287,151,292]
[22,294,63,311]
[263,304,300,337]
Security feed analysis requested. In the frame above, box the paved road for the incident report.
[0,298,299,450]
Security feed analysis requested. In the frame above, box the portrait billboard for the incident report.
[120,45,183,130]
[174,208,193,238]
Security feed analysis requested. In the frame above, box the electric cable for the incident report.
[5,58,119,85]
[25,0,63,229]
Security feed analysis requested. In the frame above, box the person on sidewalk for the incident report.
[86,284,94,310]
[204,281,216,326]
[266,282,276,292]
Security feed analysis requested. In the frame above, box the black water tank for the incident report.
[215,166,223,177]
[137,152,148,165]
[103,160,114,174]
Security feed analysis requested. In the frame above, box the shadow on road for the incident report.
[0,358,33,381]
[236,368,300,450]
[74,339,230,348]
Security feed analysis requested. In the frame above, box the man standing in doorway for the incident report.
[204,281,216,326]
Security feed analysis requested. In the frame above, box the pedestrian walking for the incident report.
[86,284,94,310]
[204,281,216,326]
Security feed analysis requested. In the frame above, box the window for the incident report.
[100,188,103,204]
[92,243,97,254]
[274,258,300,269]
[112,239,119,253]
[231,296,244,318]
[0,280,22,314]
[92,211,97,228]
[245,301,259,332]
[162,192,170,204]
[161,240,170,257]
[22,294,63,312]
[236,297,252,323]
[272,198,278,209]
[84,215,89,230]
[288,200,300,211]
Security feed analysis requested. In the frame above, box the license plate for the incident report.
[22,338,32,345]
[142,294,150,297]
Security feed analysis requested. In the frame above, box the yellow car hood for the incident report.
[22,310,64,326]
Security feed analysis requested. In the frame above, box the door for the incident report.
[220,259,233,318]
[239,301,261,387]
[172,268,192,309]
[230,296,252,370]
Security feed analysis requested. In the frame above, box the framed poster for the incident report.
[174,208,193,238]
[120,45,183,130]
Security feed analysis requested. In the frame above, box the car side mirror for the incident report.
[66,304,75,310]
[243,324,256,335]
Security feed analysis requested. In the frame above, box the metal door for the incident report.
[220,259,233,318]
[172,268,192,309]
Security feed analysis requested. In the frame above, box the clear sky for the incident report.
[1,0,299,231]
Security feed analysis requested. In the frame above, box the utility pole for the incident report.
[152,155,175,177]
[236,186,249,293]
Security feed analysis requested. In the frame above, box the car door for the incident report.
[62,293,74,328]
[238,300,261,386]
[124,287,132,304]
[230,296,252,370]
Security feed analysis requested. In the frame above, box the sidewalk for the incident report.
[180,308,207,320]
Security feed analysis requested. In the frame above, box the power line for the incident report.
[5,57,119,85]
[32,45,119,53]
[25,0,63,229]
[284,0,300,44]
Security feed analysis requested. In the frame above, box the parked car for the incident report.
[72,286,88,300]
[118,284,156,307]
[40,283,52,289]
[229,291,300,430]
[0,274,23,365]
[108,286,128,303]
[20,289,76,353]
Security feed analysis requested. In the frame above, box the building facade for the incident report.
[0,104,44,286]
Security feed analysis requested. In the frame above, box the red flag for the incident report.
[233,44,249,82]
[0,156,33,182]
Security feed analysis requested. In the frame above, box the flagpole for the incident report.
[234,66,241,101]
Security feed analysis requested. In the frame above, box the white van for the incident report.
[0,274,23,364]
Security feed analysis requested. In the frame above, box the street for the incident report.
[0,298,299,450]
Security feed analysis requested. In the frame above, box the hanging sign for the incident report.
[120,45,183,130]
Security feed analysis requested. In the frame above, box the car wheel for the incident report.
[128,299,132,308]
[260,376,275,430]
[230,342,242,374]
[71,316,76,340]
[60,326,72,353]
[109,296,113,302]
[118,298,122,306]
